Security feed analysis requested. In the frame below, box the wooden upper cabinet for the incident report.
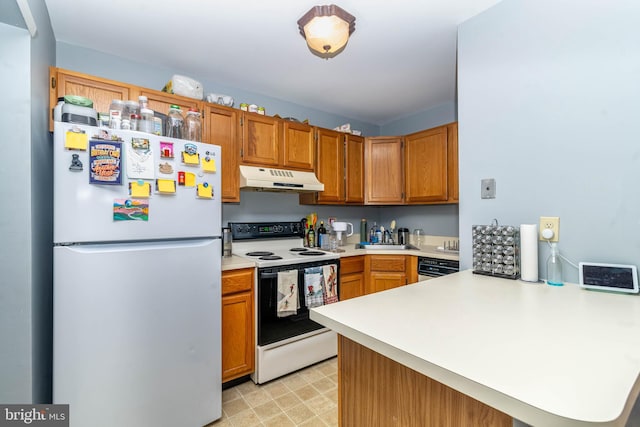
[404,126,449,203]
[241,113,281,167]
[282,121,315,171]
[364,136,404,205]
[345,134,365,204]
[447,122,459,202]
[134,88,202,119]
[204,104,240,203]
[315,128,345,203]
[49,67,135,131]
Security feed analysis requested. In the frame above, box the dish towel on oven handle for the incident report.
[304,267,324,308]
[277,270,299,317]
[322,264,339,304]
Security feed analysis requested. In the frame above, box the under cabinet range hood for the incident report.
[239,165,324,193]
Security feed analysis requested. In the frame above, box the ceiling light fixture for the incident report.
[297,4,356,59]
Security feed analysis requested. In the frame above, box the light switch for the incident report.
[481,179,496,199]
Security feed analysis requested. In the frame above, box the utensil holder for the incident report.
[472,223,520,279]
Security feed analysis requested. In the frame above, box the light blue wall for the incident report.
[458,0,640,284]
[0,22,33,404]
[55,43,380,137]
[380,101,457,136]
[0,0,56,404]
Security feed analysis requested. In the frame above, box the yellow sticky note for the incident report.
[130,181,151,198]
[182,152,200,165]
[157,179,176,194]
[184,172,196,187]
[197,184,213,199]
[65,131,88,150]
[202,157,217,173]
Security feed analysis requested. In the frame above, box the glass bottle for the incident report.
[317,221,327,249]
[546,243,563,286]
[184,107,202,142]
[166,105,184,139]
[139,108,155,134]
[307,225,316,248]
[360,219,367,244]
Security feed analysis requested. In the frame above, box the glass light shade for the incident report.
[303,15,350,54]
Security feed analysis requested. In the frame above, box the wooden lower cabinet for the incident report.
[221,268,255,383]
[365,255,408,294]
[339,256,365,300]
[338,336,512,427]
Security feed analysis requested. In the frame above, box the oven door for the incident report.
[257,259,340,347]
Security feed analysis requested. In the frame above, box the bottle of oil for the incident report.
[307,224,316,248]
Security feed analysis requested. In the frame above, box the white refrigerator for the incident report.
[52,122,222,426]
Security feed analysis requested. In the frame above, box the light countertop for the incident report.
[221,234,459,271]
[221,255,255,271]
[310,270,640,427]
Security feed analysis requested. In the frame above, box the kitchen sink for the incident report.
[356,243,419,250]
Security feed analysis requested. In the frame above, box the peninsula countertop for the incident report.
[310,270,640,426]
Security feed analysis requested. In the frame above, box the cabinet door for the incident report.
[404,126,448,203]
[222,292,254,382]
[340,273,365,300]
[345,135,364,204]
[204,105,240,202]
[367,272,407,294]
[447,123,459,202]
[241,113,281,166]
[365,137,404,204]
[222,268,254,382]
[134,88,202,121]
[50,67,135,131]
[283,121,315,171]
[315,128,345,203]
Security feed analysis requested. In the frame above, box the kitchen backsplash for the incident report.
[222,191,459,236]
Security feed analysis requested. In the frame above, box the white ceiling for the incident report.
[44,0,501,126]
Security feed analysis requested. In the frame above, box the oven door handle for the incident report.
[260,272,279,279]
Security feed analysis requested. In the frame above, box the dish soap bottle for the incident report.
[546,243,563,286]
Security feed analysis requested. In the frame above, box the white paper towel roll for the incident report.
[520,224,539,282]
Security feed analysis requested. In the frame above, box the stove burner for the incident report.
[246,251,274,257]
[290,248,308,252]
[298,251,326,256]
[259,255,283,260]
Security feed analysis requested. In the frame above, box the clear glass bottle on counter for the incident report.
[546,243,563,286]
[184,108,202,142]
[166,105,184,139]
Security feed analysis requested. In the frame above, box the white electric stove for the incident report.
[229,221,340,384]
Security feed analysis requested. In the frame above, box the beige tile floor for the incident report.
[209,357,338,427]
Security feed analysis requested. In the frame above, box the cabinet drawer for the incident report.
[340,256,364,275]
[369,255,406,272]
[222,268,254,295]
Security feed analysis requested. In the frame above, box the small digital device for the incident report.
[579,262,638,294]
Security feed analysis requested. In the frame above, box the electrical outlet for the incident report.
[539,216,560,242]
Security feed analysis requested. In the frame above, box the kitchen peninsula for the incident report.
[311,270,640,426]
